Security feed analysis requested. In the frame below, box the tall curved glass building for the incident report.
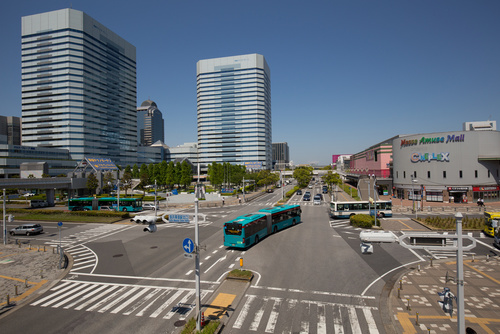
[197,54,271,168]
[21,9,137,166]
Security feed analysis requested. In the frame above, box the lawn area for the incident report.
[4,210,126,224]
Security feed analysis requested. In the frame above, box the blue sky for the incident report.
[1,0,499,165]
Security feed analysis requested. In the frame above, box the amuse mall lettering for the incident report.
[400,134,465,147]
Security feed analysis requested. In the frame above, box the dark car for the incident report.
[322,185,328,194]
[303,194,311,201]
[296,190,302,195]
[266,188,274,193]
[10,223,43,236]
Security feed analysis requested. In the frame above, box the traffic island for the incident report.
[226,269,253,282]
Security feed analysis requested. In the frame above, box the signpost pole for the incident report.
[195,198,201,331]
[456,212,465,334]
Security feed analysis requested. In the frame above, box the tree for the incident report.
[322,171,342,198]
[180,161,193,189]
[293,167,312,187]
[165,161,175,190]
[208,162,224,191]
[132,164,139,178]
[86,173,99,195]
[121,171,132,196]
[102,171,115,194]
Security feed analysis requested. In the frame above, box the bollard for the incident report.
[44,246,46,252]
[38,246,40,252]
[25,278,28,288]
[400,279,403,290]
[430,258,433,267]
[418,264,421,272]
[18,240,21,248]
[29,244,31,250]
[416,312,419,325]
[472,254,474,262]
[406,298,411,311]
[486,254,489,262]
[40,269,43,279]
[398,288,400,298]
[6,294,9,306]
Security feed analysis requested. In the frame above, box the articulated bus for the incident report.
[68,197,143,212]
[223,204,301,248]
[330,200,393,219]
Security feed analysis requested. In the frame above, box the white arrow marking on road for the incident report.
[203,255,227,274]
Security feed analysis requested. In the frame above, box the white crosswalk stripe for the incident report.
[231,294,380,333]
[30,280,212,320]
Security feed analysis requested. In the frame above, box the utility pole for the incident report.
[195,197,201,331]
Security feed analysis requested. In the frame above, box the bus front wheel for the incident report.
[378,212,385,218]
[273,226,278,233]
[122,208,127,212]
[255,235,259,244]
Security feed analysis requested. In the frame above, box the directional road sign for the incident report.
[183,238,194,254]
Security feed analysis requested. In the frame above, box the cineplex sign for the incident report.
[411,152,450,163]
[401,134,465,148]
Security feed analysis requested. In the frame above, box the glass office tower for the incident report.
[197,54,271,168]
[21,9,137,166]
[137,100,165,146]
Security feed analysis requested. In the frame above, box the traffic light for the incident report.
[143,224,157,233]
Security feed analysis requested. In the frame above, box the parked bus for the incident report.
[68,197,143,212]
[483,211,500,237]
[223,204,301,248]
[330,200,393,219]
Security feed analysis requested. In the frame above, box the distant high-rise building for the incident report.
[21,8,137,166]
[0,116,21,145]
[137,100,164,146]
[197,54,271,168]
[272,142,289,168]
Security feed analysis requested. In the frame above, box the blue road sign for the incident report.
[57,222,63,227]
[183,238,194,254]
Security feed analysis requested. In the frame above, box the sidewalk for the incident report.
[390,257,500,333]
[0,243,70,317]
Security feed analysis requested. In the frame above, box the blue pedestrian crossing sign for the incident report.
[183,238,194,254]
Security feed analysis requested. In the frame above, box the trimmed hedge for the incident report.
[349,214,379,228]
[0,208,129,219]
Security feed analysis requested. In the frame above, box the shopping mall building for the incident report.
[392,122,500,203]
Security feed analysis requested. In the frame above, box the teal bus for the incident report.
[223,204,301,248]
[68,197,143,212]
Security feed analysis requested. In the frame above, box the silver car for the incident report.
[10,223,43,236]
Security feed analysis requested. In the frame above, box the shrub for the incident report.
[350,214,378,228]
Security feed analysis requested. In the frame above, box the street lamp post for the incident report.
[372,174,377,226]
[411,175,418,219]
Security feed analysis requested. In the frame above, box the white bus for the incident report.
[330,200,393,219]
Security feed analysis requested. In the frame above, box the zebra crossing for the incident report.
[30,280,211,319]
[231,294,380,333]
[44,224,130,248]
[67,244,97,273]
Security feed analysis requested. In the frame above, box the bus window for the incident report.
[225,222,242,236]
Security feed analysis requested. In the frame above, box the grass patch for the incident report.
[417,215,485,230]
[1,209,127,223]
[227,269,253,279]
[181,317,220,334]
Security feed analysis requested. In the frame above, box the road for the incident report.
[1,182,497,333]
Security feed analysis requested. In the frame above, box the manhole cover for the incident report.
[69,237,76,239]
[174,320,186,327]
[113,254,123,258]
[150,246,158,249]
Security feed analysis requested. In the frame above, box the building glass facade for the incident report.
[137,100,164,146]
[21,9,137,167]
[197,54,271,168]
[272,142,289,169]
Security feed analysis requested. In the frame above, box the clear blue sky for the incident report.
[1,0,499,165]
